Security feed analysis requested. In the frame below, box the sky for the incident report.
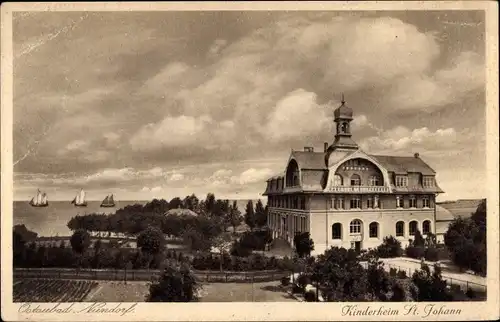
[12,10,486,201]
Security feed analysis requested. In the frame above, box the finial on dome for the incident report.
[341,93,345,105]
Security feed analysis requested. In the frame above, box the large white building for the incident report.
[263,98,444,255]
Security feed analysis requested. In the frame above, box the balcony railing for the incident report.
[326,185,391,193]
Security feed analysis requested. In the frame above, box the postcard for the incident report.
[1,1,498,321]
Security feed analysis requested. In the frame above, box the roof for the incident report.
[291,150,327,170]
[437,199,483,219]
[165,208,198,217]
[334,102,353,119]
[435,204,455,222]
[369,154,436,175]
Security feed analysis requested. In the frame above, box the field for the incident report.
[13,278,296,302]
[13,279,99,302]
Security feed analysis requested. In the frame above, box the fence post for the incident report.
[466,281,469,291]
[225,273,228,283]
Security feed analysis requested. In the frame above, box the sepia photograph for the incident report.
[1,1,499,321]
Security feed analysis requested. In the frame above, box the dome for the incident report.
[334,102,353,119]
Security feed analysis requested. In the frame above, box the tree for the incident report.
[293,232,314,258]
[137,226,166,255]
[70,229,91,254]
[376,236,403,258]
[244,200,256,230]
[228,201,243,233]
[147,260,200,302]
[182,194,199,212]
[211,232,233,272]
[169,197,183,210]
[411,263,451,301]
[312,247,368,301]
[444,199,486,275]
[182,226,211,252]
[366,257,391,300]
[254,200,267,228]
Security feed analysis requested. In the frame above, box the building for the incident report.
[263,97,444,255]
[435,199,484,243]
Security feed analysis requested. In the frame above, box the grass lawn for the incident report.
[83,280,297,302]
[199,281,297,302]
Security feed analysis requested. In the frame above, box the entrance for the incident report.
[354,241,362,253]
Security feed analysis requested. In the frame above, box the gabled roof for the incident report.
[437,199,484,219]
[290,150,327,170]
[435,204,455,222]
[369,154,436,175]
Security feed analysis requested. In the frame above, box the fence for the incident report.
[13,268,289,284]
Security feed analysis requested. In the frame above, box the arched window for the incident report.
[396,221,405,237]
[350,219,362,234]
[333,174,343,186]
[332,223,342,240]
[369,175,380,186]
[423,220,431,234]
[369,222,379,238]
[409,221,418,236]
[350,174,361,186]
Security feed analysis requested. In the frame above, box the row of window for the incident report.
[268,196,306,209]
[329,195,431,210]
[331,174,381,187]
[331,220,432,239]
[395,175,435,187]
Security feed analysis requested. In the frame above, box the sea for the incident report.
[13,199,260,237]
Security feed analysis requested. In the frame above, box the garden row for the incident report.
[13,279,98,302]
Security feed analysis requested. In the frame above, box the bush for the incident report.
[424,247,439,262]
[297,274,311,289]
[406,246,425,259]
[389,267,398,277]
[304,290,316,302]
[465,287,475,299]
[281,276,290,286]
[397,270,408,279]
[292,284,303,294]
[230,241,252,257]
[376,236,403,258]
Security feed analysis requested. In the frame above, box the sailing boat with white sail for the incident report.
[71,189,87,207]
[29,189,49,207]
[100,193,115,207]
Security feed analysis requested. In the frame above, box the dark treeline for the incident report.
[66,193,268,237]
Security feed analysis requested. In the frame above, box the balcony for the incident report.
[326,185,391,193]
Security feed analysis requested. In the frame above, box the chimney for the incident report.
[324,142,328,152]
[304,146,314,152]
[414,153,420,158]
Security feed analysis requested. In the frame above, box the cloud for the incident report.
[207,38,228,57]
[232,168,274,185]
[265,89,331,141]
[384,51,485,111]
[359,126,459,154]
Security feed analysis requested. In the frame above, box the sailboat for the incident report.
[29,189,49,207]
[71,189,87,207]
[100,194,115,208]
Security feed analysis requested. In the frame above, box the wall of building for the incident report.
[307,194,435,211]
[309,208,435,255]
[334,158,384,186]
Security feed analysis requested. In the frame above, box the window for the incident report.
[350,174,361,186]
[409,195,417,208]
[396,221,405,237]
[423,220,431,234]
[300,197,306,210]
[422,196,430,208]
[396,195,403,208]
[332,223,342,239]
[423,176,434,187]
[350,219,362,234]
[330,198,334,209]
[396,176,408,187]
[369,222,379,238]
[335,197,345,209]
[409,221,418,236]
[350,196,361,209]
[366,197,373,209]
[333,174,343,186]
[369,175,380,186]
[374,195,380,208]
